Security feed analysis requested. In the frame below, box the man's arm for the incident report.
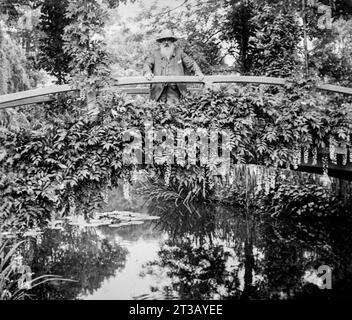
[181,51,204,79]
[143,55,155,80]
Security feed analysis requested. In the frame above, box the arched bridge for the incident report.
[1,75,352,179]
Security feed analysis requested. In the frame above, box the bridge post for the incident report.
[203,79,214,90]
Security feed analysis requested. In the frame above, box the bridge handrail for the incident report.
[0,85,73,109]
[112,75,287,86]
[1,75,352,110]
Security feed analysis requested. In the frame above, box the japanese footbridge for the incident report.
[1,75,352,180]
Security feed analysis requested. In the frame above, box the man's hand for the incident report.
[145,72,154,81]
[197,73,205,82]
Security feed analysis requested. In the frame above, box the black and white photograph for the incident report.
[1,0,352,310]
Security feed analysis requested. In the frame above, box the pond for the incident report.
[20,187,352,300]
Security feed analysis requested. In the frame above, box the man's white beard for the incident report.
[160,44,175,60]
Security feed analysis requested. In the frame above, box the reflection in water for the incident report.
[22,224,129,300]
[142,186,352,300]
[82,237,164,300]
[142,203,250,299]
[22,221,168,300]
[21,176,352,300]
[81,223,169,300]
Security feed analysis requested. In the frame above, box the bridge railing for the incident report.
[1,75,352,110]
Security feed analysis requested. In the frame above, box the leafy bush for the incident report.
[1,77,352,230]
[0,237,73,300]
[258,181,352,219]
[0,239,30,300]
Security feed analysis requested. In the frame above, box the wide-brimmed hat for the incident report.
[156,29,178,42]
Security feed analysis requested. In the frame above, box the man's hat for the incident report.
[156,29,178,42]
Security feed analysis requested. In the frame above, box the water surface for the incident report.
[23,198,352,300]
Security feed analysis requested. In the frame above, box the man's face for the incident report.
[159,38,175,48]
[159,38,176,59]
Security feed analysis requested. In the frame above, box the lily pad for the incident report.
[108,221,145,228]
[97,210,160,222]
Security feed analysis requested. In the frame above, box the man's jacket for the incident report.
[143,47,202,101]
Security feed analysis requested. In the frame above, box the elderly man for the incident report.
[143,29,204,104]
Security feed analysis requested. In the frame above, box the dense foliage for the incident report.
[0,26,30,95]
[1,79,352,230]
[37,0,72,84]
[1,0,352,233]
